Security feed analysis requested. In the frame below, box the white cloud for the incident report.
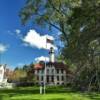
[7,29,22,39]
[23,29,57,50]
[15,29,23,39]
[0,43,8,54]
[15,29,21,35]
[7,30,13,36]
[35,56,49,62]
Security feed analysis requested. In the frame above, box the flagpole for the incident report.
[44,37,47,94]
[44,37,53,94]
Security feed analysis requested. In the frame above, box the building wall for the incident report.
[34,65,67,85]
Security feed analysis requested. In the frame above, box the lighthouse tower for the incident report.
[49,47,55,63]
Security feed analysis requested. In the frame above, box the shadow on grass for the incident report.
[0,87,74,100]
[0,87,68,99]
[0,87,70,95]
[0,94,9,100]
[7,98,66,100]
[48,98,66,100]
[11,99,40,100]
[84,93,100,100]
[0,87,100,100]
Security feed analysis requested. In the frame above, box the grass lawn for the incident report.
[0,86,100,100]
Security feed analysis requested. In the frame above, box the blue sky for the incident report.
[0,0,61,69]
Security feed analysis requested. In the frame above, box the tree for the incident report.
[61,0,100,91]
[19,0,100,60]
[11,67,27,82]
[19,0,100,91]
[23,65,29,71]
[26,63,35,82]
[11,63,35,82]
[19,0,82,44]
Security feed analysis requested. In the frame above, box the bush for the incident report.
[15,82,35,87]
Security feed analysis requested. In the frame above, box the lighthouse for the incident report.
[49,47,55,63]
[34,46,70,86]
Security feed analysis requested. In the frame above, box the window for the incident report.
[37,70,41,74]
[52,69,54,74]
[62,76,64,81]
[37,70,39,73]
[47,75,49,83]
[47,69,49,73]
[41,76,43,81]
[57,76,59,81]
[61,69,64,74]
[41,70,44,74]
[57,69,59,74]
[51,76,54,82]
[57,82,59,85]
[62,83,64,85]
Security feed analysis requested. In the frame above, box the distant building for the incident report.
[34,47,70,85]
[0,64,14,88]
[0,65,5,83]
[4,68,14,82]
[0,64,13,83]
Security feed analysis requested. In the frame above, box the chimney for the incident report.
[49,47,55,63]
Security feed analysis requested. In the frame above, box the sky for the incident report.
[0,0,61,69]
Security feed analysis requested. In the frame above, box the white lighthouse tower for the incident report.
[49,47,55,63]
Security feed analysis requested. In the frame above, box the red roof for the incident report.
[34,62,68,70]
[34,63,43,69]
[34,62,73,75]
[47,62,67,69]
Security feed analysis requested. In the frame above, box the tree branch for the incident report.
[48,0,66,16]
[35,12,63,32]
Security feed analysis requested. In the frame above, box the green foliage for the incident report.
[61,1,100,91]
[11,63,34,82]
[19,0,77,42]
[19,0,100,91]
